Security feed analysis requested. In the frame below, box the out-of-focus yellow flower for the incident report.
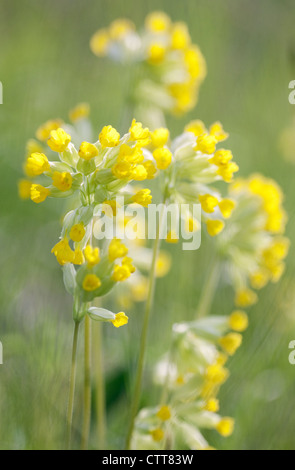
[229,311,249,332]
[157,406,171,421]
[84,245,100,267]
[69,103,90,122]
[18,180,32,200]
[235,288,258,308]
[153,147,172,170]
[30,184,50,204]
[206,219,225,237]
[109,238,128,262]
[90,29,110,57]
[132,189,153,207]
[219,333,242,356]
[145,11,171,33]
[36,119,63,142]
[216,418,235,437]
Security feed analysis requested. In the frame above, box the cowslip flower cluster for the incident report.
[90,12,207,123]
[215,174,290,308]
[19,113,174,323]
[132,311,248,450]
[160,120,239,240]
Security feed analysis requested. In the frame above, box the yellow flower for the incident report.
[250,269,270,290]
[111,311,129,328]
[210,149,233,166]
[70,223,86,242]
[18,180,32,200]
[199,194,219,214]
[185,120,207,137]
[84,245,100,267]
[150,128,170,148]
[118,144,144,164]
[153,147,172,170]
[195,134,217,154]
[52,172,73,191]
[112,161,133,180]
[219,333,242,356]
[109,19,135,39]
[48,128,71,153]
[73,248,85,265]
[132,189,152,207]
[36,119,63,142]
[142,160,157,179]
[145,11,171,32]
[157,406,171,421]
[99,125,120,148]
[30,184,50,204]
[171,22,191,50]
[69,103,90,122]
[156,252,172,277]
[210,122,229,142]
[79,142,99,160]
[25,152,50,177]
[147,43,166,64]
[217,162,239,183]
[122,256,136,274]
[108,238,128,261]
[219,199,236,218]
[229,311,249,332]
[206,219,225,237]
[112,264,132,282]
[129,119,151,146]
[26,139,43,156]
[166,230,179,243]
[83,274,102,292]
[51,238,75,265]
[90,29,110,56]
[132,164,148,181]
[235,288,258,307]
[131,278,149,302]
[216,418,235,437]
[203,398,220,413]
[102,200,120,217]
[150,428,165,442]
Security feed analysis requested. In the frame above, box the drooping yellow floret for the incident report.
[83,274,102,292]
[216,418,235,437]
[84,245,101,267]
[229,311,249,332]
[52,172,73,192]
[70,223,86,243]
[30,184,50,204]
[235,288,258,307]
[25,153,50,177]
[206,219,225,237]
[199,194,219,214]
[157,406,171,421]
[150,128,170,147]
[51,238,75,266]
[219,333,242,356]
[132,189,152,207]
[111,311,129,328]
[153,147,172,170]
[218,199,236,218]
[195,134,217,154]
[108,238,128,261]
[129,119,151,146]
[36,119,63,142]
[99,125,120,148]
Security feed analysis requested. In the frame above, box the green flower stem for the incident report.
[66,321,80,450]
[125,202,166,450]
[93,321,106,450]
[196,260,221,319]
[81,314,92,450]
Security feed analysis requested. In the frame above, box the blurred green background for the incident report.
[1,0,295,450]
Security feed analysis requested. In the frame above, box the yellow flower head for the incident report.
[70,223,86,243]
[111,311,129,328]
[83,274,102,292]
[69,103,90,122]
[147,43,166,64]
[118,144,144,165]
[52,172,73,192]
[30,184,50,204]
[129,119,151,146]
[150,428,165,442]
[18,180,32,200]
[150,128,170,148]
[210,122,229,142]
[216,418,235,437]
[171,22,191,50]
[90,29,110,57]
[210,149,233,166]
[217,162,239,183]
[145,11,171,33]
[156,252,172,277]
[219,199,236,218]
[73,248,85,266]
[25,152,50,177]
[157,406,171,421]
[132,189,152,207]
[142,160,157,179]
[51,238,75,266]
[229,311,249,332]
[250,269,270,290]
[108,238,128,261]
[122,256,136,274]
[235,288,258,307]
[99,125,120,148]
[219,333,242,356]
[112,160,133,180]
[36,119,63,142]
[206,219,225,237]
[153,147,172,170]
[203,398,220,413]
[109,19,135,39]
[185,120,207,137]
[199,194,219,214]
[84,245,100,267]
[195,134,217,155]
[48,128,71,153]
[112,264,132,282]
[131,164,148,181]
[79,142,99,161]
